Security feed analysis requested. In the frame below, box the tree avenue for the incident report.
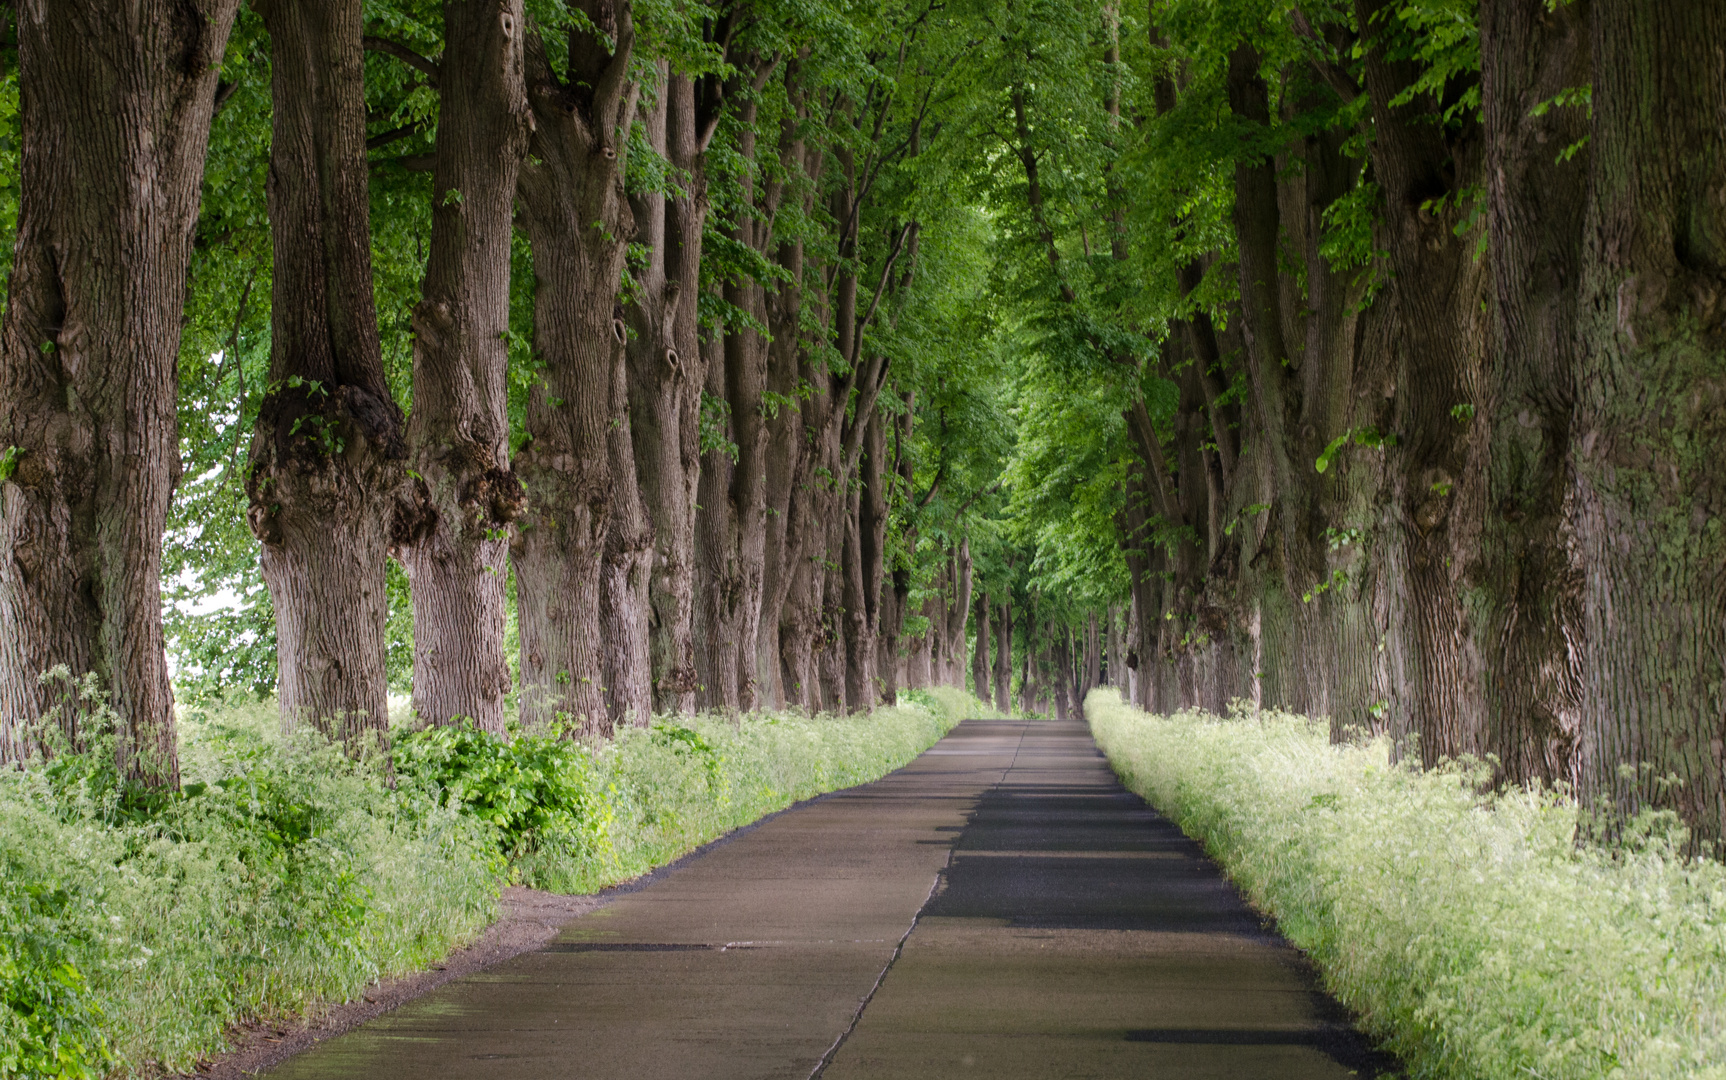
[0,0,1720,844]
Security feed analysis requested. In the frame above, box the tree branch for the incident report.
[590,2,636,153]
[954,477,1004,518]
[363,35,441,87]
[854,221,914,350]
[1288,8,1359,102]
[366,124,422,151]
[915,460,946,508]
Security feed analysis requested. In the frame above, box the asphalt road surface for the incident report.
[265,719,1393,1079]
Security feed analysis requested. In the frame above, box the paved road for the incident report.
[267,720,1391,1079]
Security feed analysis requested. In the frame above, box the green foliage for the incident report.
[1091,691,1726,1080]
[697,391,739,463]
[1314,425,1394,473]
[0,695,496,1076]
[395,722,611,861]
[0,880,109,1080]
[0,48,18,300]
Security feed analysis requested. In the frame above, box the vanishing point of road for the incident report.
[266,719,1393,1079]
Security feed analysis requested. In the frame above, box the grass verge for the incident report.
[1087,689,1726,1080]
[0,684,984,1078]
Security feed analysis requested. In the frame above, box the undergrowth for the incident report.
[1087,689,1726,1080]
[0,675,982,1078]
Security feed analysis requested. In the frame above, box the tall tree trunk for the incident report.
[1574,0,1726,843]
[757,229,810,709]
[1357,0,1490,765]
[600,334,654,731]
[1119,465,1161,711]
[992,598,1011,714]
[1102,606,1114,687]
[1051,631,1071,720]
[397,0,530,736]
[247,0,404,750]
[1125,595,1140,707]
[1477,0,1590,786]
[693,320,741,711]
[844,408,888,712]
[511,8,637,732]
[840,492,873,712]
[696,80,779,712]
[1225,44,1365,721]
[777,344,836,712]
[1085,610,1101,700]
[876,403,914,707]
[1014,610,1028,710]
[724,272,771,711]
[905,592,936,689]
[971,591,991,702]
[0,0,241,779]
[625,71,711,716]
[818,550,847,712]
[944,539,973,685]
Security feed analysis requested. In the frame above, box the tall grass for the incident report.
[0,686,983,1078]
[514,688,978,892]
[1087,689,1726,1080]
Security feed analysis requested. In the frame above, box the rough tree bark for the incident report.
[971,592,991,703]
[1573,0,1726,843]
[247,0,405,751]
[625,63,732,716]
[762,124,828,707]
[757,236,812,706]
[395,0,530,736]
[695,73,781,712]
[944,538,973,685]
[1473,0,1590,786]
[1356,0,1490,764]
[600,322,654,730]
[0,0,241,780]
[842,407,890,712]
[992,596,1011,714]
[776,327,835,711]
[876,401,917,705]
[511,2,638,733]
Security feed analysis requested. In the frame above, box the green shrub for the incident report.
[0,694,498,1075]
[1087,689,1726,1080]
[0,878,109,1080]
[394,721,613,864]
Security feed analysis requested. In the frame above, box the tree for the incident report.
[393,0,532,736]
[247,0,406,750]
[1574,0,1726,842]
[0,0,242,782]
[511,0,639,733]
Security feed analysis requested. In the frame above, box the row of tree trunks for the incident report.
[0,0,987,779]
[626,68,716,718]
[1112,0,1726,851]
